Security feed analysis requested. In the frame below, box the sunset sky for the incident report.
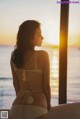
[0,0,80,46]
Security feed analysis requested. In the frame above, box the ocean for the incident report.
[0,46,80,109]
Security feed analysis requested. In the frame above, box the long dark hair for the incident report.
[11,20,40,69]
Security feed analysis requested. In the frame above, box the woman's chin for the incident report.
[36,43,42,47]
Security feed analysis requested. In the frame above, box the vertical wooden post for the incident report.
[59,0,69,104]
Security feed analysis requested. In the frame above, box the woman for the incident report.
[10,20,51,119]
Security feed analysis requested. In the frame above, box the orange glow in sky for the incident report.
[0,1,80,46]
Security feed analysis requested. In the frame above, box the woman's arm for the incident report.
[42,51,51,111]
[10,60,20,96]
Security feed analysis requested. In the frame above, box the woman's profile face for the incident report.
[31,27,44,46]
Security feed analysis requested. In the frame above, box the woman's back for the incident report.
[11,50,47,108]
[12,51,43,89]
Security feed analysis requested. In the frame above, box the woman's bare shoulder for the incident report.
[36,50,49,60]
[37,50,48,55]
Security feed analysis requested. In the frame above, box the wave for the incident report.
[0,77,12,80]
[0,89,15,96]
